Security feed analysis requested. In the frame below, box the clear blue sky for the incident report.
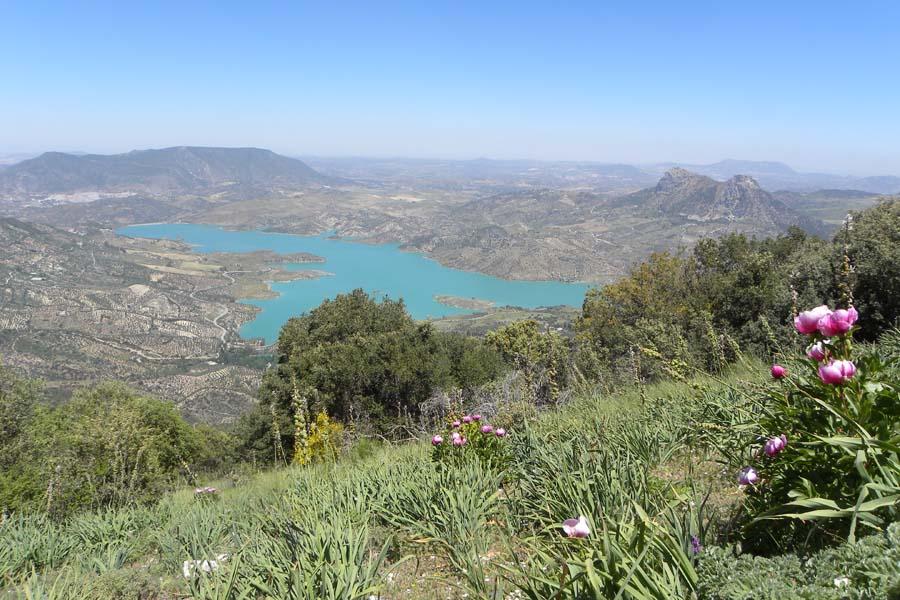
[1,1,898,174]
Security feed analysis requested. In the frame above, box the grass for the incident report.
[1,362,891,599]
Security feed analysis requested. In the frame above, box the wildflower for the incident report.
[562,516,590,538]
[452,420,461,428]
[818,360,856,385]
[472,414,482,421]
[770,364,787,379]
[451,431,461,441]
[495,428,506,437]
[834,577,850,588]
[462,415,473,424]
[432,435,443,446]
[690,535,702,555]
[763,434,787,458]
[737,467,759,486]
[818,306,858,337]
[480,424,493,434]
[806,340,828,362]
[452,435,467,447]
[794,305,831,335]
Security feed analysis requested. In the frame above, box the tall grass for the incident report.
[0,365,830,598]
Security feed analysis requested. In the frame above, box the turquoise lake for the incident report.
[118,223,592,344]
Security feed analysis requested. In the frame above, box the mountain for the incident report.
[622,168,824,234]
[646,160,900,194]
[0,146,338,200]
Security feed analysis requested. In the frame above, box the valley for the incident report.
[0,218,323,421]
[0,147,895,423]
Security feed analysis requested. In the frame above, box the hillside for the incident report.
[646,159,900,194]
[0,218,323,420]
[0,146,338,201]
[621,167,824,233]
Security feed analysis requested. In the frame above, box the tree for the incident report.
[255,289,505,453]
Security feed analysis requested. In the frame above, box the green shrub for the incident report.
[733,308,900,551]
[697,522,900,599]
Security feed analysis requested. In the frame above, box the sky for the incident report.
[1,1,898,175]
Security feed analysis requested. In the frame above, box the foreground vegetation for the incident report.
[3,328,898,598]
[1,200,898,598]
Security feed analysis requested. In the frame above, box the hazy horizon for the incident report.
[2,2,898,176]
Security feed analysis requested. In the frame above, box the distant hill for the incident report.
[0,146,338,199]
[773,188,887,228]
[621,168,825,234]
[646,160,900,194]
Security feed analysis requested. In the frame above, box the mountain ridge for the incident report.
[0,146,339,200]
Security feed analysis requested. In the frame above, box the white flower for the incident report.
[834,576,850,587]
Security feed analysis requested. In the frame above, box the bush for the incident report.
[697,522,900,599]
[430,413,510,470]
[733,305,900,551]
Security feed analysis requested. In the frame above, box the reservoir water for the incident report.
[118,223,592,344]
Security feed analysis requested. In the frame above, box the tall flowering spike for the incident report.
[690,535,703,555]
[818,307,858,337]
[738,466,759,486]
[770,364,787,379]
[806,341,828,362]
[480,424,493,434]
[764,434,787,458]
[562,516,590,538]
[794,305,831,335]
[431,435,443,446]
[495,428,506,437]
[818,360,857,385]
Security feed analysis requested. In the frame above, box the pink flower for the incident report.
[763,434,787,458]
[562,516,590,538]
[794,305,831,335]
[451,431,461,440]
[432,435,443,446]
[462,415,473,424]
[737,467,759,486]
[818,307,858,337]
[472,414,482,421]
[495,428,506,437]
[770,364,787,379]
[818,360,857,385]
[452,435,467,447]
[806,341,828,362]
[451,420,461,428]
[480,424,493,434]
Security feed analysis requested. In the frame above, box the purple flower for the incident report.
[818,360,856,385]
[806,341,828,362]
[818,307,858,337]
[763,434,787,458]
[495,428,506,437]
[690,535,702,555]
[770,364,787,379]
[462,415,473,424]
[452,435,467,447]
[562,516,590,538]
[480,424,493,434]
[794,305,831,335]
[737,467,759,486]
[472,414,482,422]
[451,420,461,428]
[432,435,443,446]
